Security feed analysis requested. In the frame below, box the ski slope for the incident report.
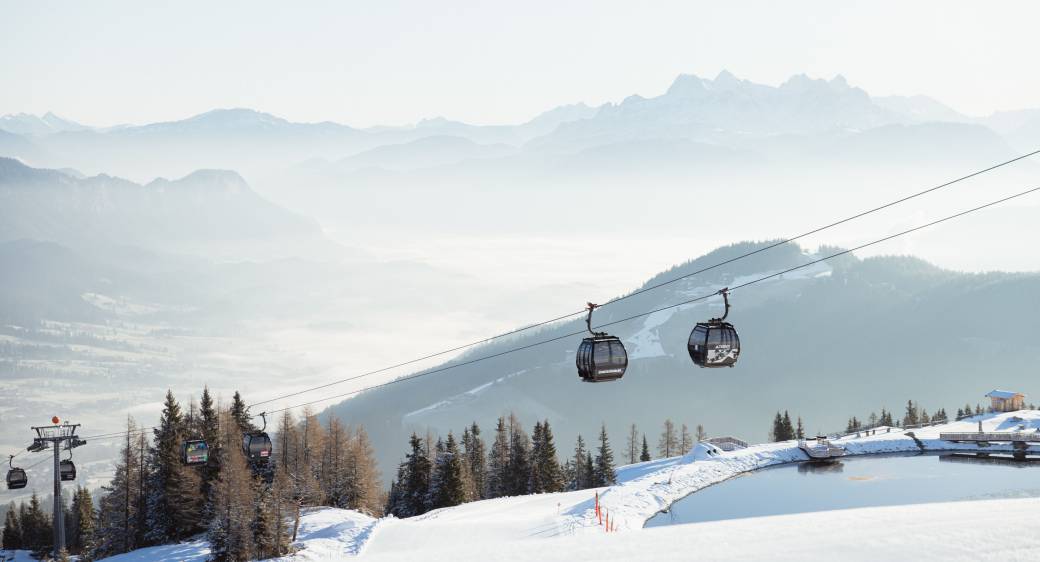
[85,410,1040,561]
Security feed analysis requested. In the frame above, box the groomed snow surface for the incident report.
[70,410,1040,561]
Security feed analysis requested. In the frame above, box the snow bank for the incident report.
[566,410,1040,534]
[0,550,41,562]
[95,538,210,561]
[271,507,378,560]
[91,411,1040,561]
[93,507,375,562]
[361,497,1040,562]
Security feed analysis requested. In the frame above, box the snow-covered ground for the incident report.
[89,410,1040,561]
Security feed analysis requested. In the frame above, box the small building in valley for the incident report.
[986,390,1025,412]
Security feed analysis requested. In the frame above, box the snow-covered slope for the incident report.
[93,411,1040,561]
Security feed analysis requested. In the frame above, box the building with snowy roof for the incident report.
[985,390,1024,412]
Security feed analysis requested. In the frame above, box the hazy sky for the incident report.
[2,1,1039,128]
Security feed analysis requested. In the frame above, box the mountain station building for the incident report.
[986,390,1025,412]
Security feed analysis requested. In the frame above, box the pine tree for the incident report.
[251,484,277,560]
[782,411,795,440]
[696,424,707,443]
[486,417,509,498]
[430,432,467,508]
[199,386,221,517]
[584,452,595,488]
[67,487,96,555]
[134,430,148,549]
[24,491,52,556]
[463,422,486,501]
[17,503,30,552]
[146,390,203,543]
[529,420,564,493]
[593,423,616,486]
[208,409,257,562]
[2,502,22,550]
[680,424,692,455]
[640,435,651,462]
[658,419,678,457]
[528,421,546,493]
[385,463,409,518]
[795,418,804,439]
[626,424,639,465]
[92,416,145,559]
[570,435,589,490]
[403,434,432,516]
[904,400,918,427]
[229,391,253,434]
[771,412,784,442]
[505,414,531,496]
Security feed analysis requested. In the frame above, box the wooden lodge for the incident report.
[986,390,1025,412]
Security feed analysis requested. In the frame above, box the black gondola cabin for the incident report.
[59,459,76,481]
[243,433,272,461]
[6,467,27,490]
[576,335,628,382]
[576,303,628,382]
[688,321,740,367]
[687,288,741,368]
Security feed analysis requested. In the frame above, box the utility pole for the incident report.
[27,417,86,559]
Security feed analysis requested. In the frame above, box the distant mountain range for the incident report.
[2,71,1038,185]
[0,111,92,136]
[0,157,329,260]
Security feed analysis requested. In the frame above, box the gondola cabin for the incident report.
[688,321,740,368]
[243,433,272,461]
[59,459,76,481]
[6,467,27,490]
[183,440,209,465]
[576,335,628,382]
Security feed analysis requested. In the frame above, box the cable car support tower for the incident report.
[27,418,86,558]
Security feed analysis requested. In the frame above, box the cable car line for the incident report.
[252,182,1040,417]
[57,182,1040,449]
[247,309,588,409]
[245,149,1040,410]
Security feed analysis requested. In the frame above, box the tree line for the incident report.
[773,398,1039,442]
[2,487,94,559]
[384,415,709,518]
[4,396,711,559]
[2,388,382,561]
